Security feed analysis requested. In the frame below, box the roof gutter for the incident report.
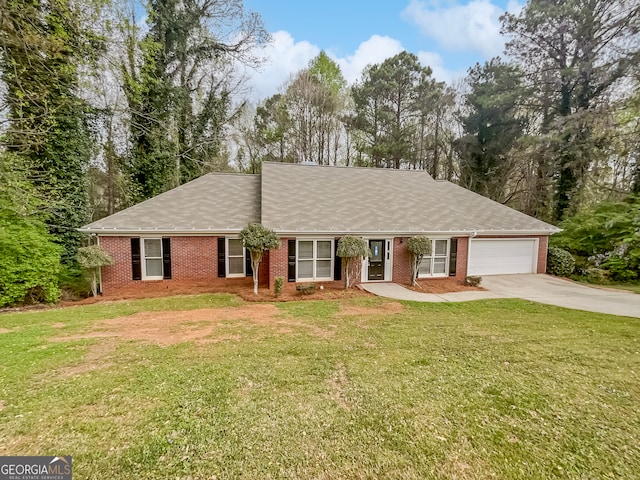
[82,227,560,237]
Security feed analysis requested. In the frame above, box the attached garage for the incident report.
[467,238,538,276]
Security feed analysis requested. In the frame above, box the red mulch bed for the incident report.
[406,277,485,294]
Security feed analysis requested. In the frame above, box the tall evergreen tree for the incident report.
[352,51,443,169]
[457,58,527,202]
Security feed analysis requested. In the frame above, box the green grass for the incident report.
[575,280,640,294]
[1,294,639,479]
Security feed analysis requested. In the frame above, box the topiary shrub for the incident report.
[337,236,370,289]
[407,236,432,286]
[76,245,114,297]
[546,247,575,277]
[239,223,280,295]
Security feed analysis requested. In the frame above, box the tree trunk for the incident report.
[345,259,351,289]
[91,269,98,297]
[251,252,262,295]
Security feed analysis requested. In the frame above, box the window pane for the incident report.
[146,258,163,277]
[144,238,162,258]
[228,239,244,256]
[298,241,313,259]
[434,240,447,256]
[317,241,332,259]
[316,260,332,278]
[228,257,244,275]
[418,257,431,275]
[298,260,313,278]
[433,258,446,274]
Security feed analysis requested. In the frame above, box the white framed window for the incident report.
[297,239,333,281]
[418,239,450,278]
[226,238,246,277]
[143,238,163,280]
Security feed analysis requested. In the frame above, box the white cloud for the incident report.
[331,35,404,84]
[240,30,320,101]
[402,0,524,59]
[240,32,461,103]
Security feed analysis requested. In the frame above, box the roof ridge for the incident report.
[262,161,434,176]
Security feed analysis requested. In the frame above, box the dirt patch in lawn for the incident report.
[339,301,404,317]
[55,341,117,378]
[407,278,485,294]
[51,303,337,347]
[0,328,12,334]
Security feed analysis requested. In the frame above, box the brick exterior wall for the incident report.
[269,237,291,289]
[99,234,549,295]
[536,235,548,274]
[392,237,412,284]
[392,236,469,285]
[454,237,469,279]
[99,235,267,294]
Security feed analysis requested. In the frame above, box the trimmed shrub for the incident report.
[546,247,575,277]
[274,276,284,297]
[583,267,609,283]
[465,276,482,287]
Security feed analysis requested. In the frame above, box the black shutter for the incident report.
[449,238,458,276]
[217,238,226,278]
[245,249,253,277]
[287,240,296,282]
[162,237,172,279]
[334,238,342,281]
[131,237,141,281]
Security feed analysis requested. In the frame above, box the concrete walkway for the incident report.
[361,283,504,303]
[362,275,640,318]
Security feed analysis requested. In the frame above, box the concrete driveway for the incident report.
[481,274,640,318]
[362,274,640,318]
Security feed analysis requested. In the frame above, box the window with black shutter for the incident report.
[162,237,172,279]
[246,250,253,277]
[334,238,342,281]
[217,238,226,277]
[287,240,296,282]
[449,239,457,276]
[131,238,142,281]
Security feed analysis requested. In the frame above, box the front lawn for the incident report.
[1,295,639,479]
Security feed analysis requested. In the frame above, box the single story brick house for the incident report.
[80,162,560,294]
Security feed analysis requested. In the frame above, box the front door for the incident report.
[368,240,385,281]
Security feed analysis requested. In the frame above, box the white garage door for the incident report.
[468,239,537,276]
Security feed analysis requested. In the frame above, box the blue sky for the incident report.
[240,0,524,101]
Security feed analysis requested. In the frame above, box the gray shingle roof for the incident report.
[80,173,260,234]
[260,162,558,235]
[81,163,559,235]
